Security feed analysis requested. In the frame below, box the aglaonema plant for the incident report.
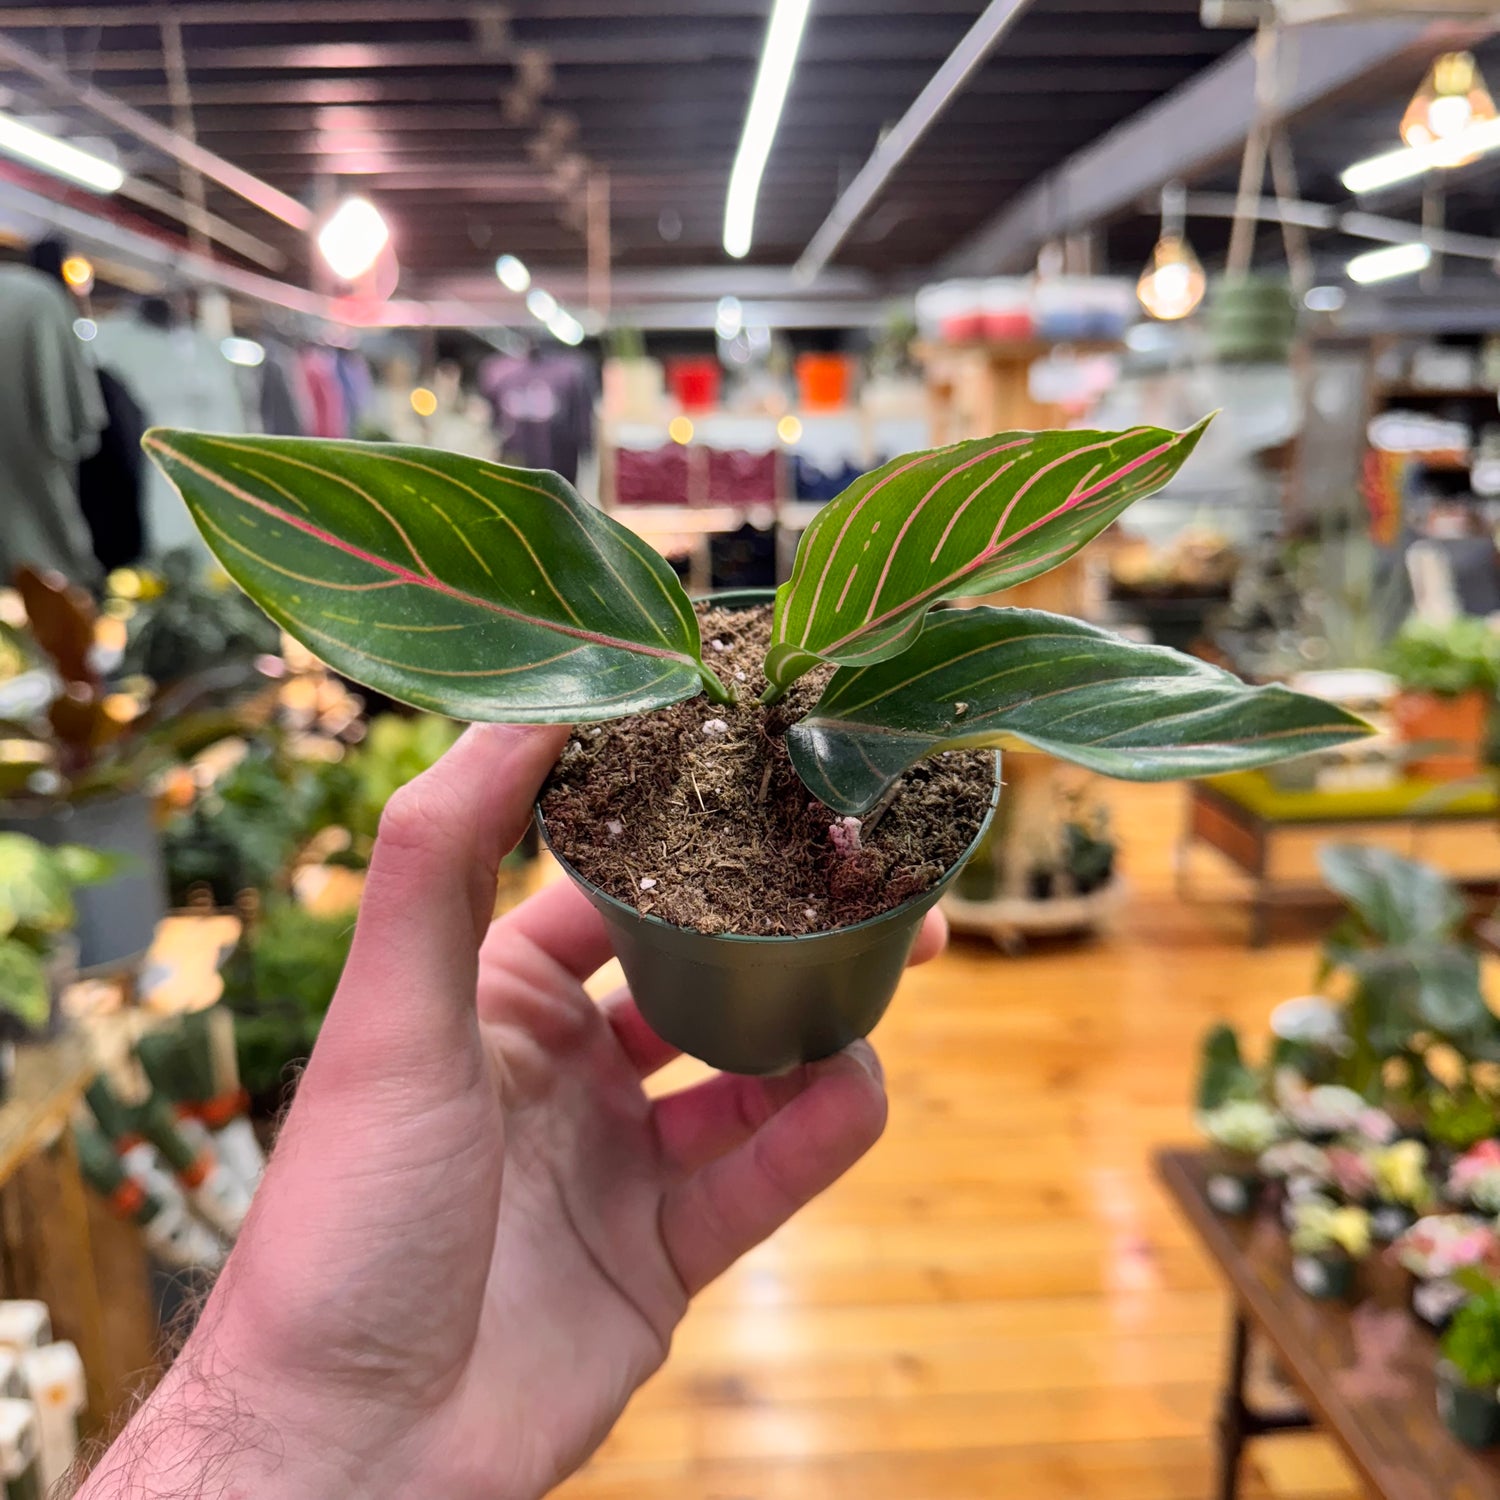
[142,415,1367,821]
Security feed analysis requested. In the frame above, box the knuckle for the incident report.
[376,771,466,857]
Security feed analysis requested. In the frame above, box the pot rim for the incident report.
[535,585,1000,946]
[537,757,999,947]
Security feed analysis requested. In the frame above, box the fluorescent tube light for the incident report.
[1342,116,1500,193]
[526,287,557,321]
[548,311,585,346]
[495,254,531,292]
[1346,241,1431,284]
[723,0,812,259]
[0,110,123,194]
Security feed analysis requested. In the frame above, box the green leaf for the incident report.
[785,607,1371,816]
[0,938,50,1032]
[1196,1023,1257,1112]
[1318,844,1465,946]
[143,430,727,722]
[763,417,1211,695]
[0,834,75,937]
[53,843,131,888]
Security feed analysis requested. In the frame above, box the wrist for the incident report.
[75,1329,371,1500]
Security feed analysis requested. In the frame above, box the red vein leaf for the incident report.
[765,417,1212,694]
[144,429,715,722]
[787,607,1371,816]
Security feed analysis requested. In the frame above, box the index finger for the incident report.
[484,875,615,982]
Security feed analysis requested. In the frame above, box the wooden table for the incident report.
[1157,1148,1500,1500]
[1177,773,1500,946]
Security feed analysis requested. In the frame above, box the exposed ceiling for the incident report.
[0,0,1240,311]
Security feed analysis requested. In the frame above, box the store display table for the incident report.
[1158,1149,1500,1500]
[1177,772,1500,946]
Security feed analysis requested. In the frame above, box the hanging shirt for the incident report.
[89,315,247,556]
[479,353,595,482]
[0,267,107,584]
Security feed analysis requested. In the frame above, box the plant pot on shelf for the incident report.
[1371,1202,1417,1244]
[1292,1251,1356,1301]
[1205,1159,1263,1218]
[1438,1360,1500,1449]
[0,792,166,974]
[539,766,998,1076]
[1414,1276,1470,1332]
[1391,688,1490,781]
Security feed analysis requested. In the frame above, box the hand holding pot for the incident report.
[77,725,942,1500]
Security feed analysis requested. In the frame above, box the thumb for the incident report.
[313,723,570,1080]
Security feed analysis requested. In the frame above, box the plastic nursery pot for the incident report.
[536,589,1001,1076]
[1370,1202,1416,1244]
[1291,1251,1355,1301]
[1437,1360,1500,1450]
[0,791,167,974]
[1205,1163,1263,1218]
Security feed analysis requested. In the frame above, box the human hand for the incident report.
[78,724,945,1500]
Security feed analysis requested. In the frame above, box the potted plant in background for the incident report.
[1316,844,1500,1106]
[1449,1139,1500,1215]
[1367,1137,1435,1242]
[1438,1272,1500,1449]
[1287,1193,1371,1299]
[0,832,119,1097]
[144,418,1366,1073]
[1384,616,1499,780]
[1195,1023,1279,1215]
[1395,1214,1499,1330]
[0,566,251,971]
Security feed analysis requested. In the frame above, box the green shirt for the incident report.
[0,268,106,584]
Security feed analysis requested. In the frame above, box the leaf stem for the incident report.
[699,664,737,705]
[759,680,789,706]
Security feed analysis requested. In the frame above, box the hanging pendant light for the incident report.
[1136,182,1205,322]
[1400,51,1497,167]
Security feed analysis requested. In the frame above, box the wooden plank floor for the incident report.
[559,781,1363,1500]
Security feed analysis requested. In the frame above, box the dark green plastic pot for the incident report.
[537,589,1001,1075]
[0,791,166,974]
[1291,1251,1355,1301]
[1438,1360,1500,1449]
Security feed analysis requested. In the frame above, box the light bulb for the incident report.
[526,287,557,321]
[1135,233,1206,321]
[317,198,390,282]
[61,255,94,293]
[1400,52,1496,167]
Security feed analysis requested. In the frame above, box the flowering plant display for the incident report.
[1394,1215,1499,1281]
[1199,1099,1283,1158]
[1450,1140,1500,1215]
[1288,1195,1372,1260]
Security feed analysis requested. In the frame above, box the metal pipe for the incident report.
[0,33,313,230]
[1181,191,1500,262]
[114,177,287,269]
[793,0,1033,282]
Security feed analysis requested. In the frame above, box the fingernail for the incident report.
[845,1039,884,1085]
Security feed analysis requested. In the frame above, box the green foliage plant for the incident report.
[1384,617,1500,699]
[0,833,122,1031]
[143,419,1368,822]
[1443,1273,1500,1389]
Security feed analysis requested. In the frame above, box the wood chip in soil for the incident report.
[538,603,994,937]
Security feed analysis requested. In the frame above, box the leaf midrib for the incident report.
[146,434,699,669]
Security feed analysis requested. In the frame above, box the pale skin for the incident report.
[78,724,944,1500]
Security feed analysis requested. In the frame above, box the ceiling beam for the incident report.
[104,63,1196,111]
[796,0,1034,281]
[939,15,1499,276]
[38,27,1234,75]
[0,32,313,230]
